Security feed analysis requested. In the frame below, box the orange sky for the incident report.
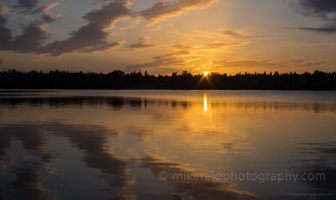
[0,0,335,75]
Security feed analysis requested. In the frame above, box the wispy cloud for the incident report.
[127,37,155,49]
[125,49,191,72]
[119,25,133,31]
[198,42,243,50]
[149,23,173,31]
[152,50,190,59]
[210,58,324,69]
[135,0,217,24]
[194,29,261,39]
[31,2,59,14]
[78,42,121,53]
[125,57,184,72]
[220,29,261,39]
[171,44,192,50]
[124,39,246,72]
[211,59,260,68]
[23,2,59,19]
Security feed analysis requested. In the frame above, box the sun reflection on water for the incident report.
[204,93,208,111]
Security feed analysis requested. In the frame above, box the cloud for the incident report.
[297,61,324,67]
[78,42,120,53]
[42,13,61,22]
[119,25,133,31]
[300,25,336,33]
[220,29,260,39]
[193,29,262,40]
[0,3,9,18]
[127,37,155,49]
[135,0,217,23]
[0,58,3,63]
[198,42,242,50]
[125,50,189,72]
[149,23,173,31]
[171,44,192,50]
[1,17,52,53]
[0,3,12,46]
[211,59,260,68]
[210,58,324,69]
[31,2,59,14]
[172,41,243,51]
[17,0,39,9]
[296,0,336,33]
[18,2,59,19]
[37,0,131,56]
[125,57,184,72]
[125,40,244,72]
[298,0,336,15]
[152,50,189,59]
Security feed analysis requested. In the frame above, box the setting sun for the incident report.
[204,72,209,76]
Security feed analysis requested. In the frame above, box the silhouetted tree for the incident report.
[0,69,335,90]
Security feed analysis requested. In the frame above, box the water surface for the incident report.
[0,90,335,200]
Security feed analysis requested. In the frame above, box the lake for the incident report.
[0,90,335,200]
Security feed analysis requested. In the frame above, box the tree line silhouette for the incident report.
[1,69,335,90]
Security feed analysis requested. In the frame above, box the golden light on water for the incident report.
[204,93,208,111]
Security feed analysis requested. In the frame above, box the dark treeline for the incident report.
[1,69,336,90]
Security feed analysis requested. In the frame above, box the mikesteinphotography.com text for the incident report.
[158,170,326,184]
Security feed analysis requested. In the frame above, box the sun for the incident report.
[204,71,209,76]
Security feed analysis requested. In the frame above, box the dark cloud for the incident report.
[135,1,180,20]
[0,58,3,64]
[298,0,336,14]
[37,23,109,56]
[42,13,61,22]
[0,3,12,46]
[17,0,39,9]
[2,15,57,53]
[297,0,336,33]
[2,21,47,53]
[37,0,131,56]
[300,26,336,33]
[127,37,155,49]
[135,0,217,23]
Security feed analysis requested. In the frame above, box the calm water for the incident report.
[0,90,335,200]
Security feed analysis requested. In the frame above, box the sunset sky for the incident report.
[0,0,335,75]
